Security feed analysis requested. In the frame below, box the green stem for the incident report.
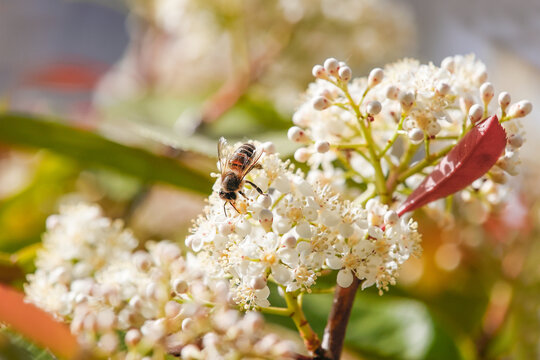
[283,291,321,354]
[259,306,291,316]
[379,113,405,158]
[397,143,454,182]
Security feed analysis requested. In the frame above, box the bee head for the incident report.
[219,190,237,201]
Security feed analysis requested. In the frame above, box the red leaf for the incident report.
[0,284,81,359]
[23,61,107,91]
[397,115,507,216]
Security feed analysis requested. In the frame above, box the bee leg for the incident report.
[223,202,228,217]
[230,202,241,214]
[246,180,264,195]
[239,191,248,199]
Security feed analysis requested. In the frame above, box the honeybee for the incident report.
[217,137,264,215]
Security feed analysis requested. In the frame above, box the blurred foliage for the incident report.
[0,330,56,360]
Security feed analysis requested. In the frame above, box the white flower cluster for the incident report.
[187,144,422,308]
[25,203,297,359]
[290,55,532,223]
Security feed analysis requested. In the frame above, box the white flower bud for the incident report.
[498,92,511,112]
[338,66,352,82]
[337,269,354,288]
[489,167,507,184]
[287,126,309,142]
[262,141,276,154]
[165,301,182,318]
[97,332,118,354]
[384,210,399,226]
[441,57,455,73]
[459,94,474,114]
[475,69,488,84]
[182,318,194,332]
[250,276,267,290]
[218,222,233,235]
[385,85,399,100]
[436,82,450,96]
[315,140,330,153]
[313,96,331,110]
[368,68,384,88]
[281,233,297,248]
[172,278,188,294]
[258,209,273,230]
[507,100,532,118]
[408,128,424,144]
[399,91,415,111]
[295,221,313,238]
[366,100,382,115]
[129,295,143,310]
[312,64,327,79]
[426,121,441,137]
[96,309,116,331]
[258,194,272,208]
[324,58,339,75]
[507,133,523,149]
[468,104,483,124]
[294,148,310,163]
[480,82,494,105]
[133,251,153,272]
[243,312,264,332]
[181,344,201,359]
[125,329,142,347]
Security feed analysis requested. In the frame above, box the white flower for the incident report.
[187,142,422,307]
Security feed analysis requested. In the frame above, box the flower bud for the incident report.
[436,82,450,96]
[294,148,310,163]
[426,121,441,137]
[468,104,483,124]
[262,141,276,154]
[384,210,399,226]
[459,94,474,114]
[408,128,424,144]
[507,100,532,118]
[385,85,399,100]
[250,276,267,290]
[312,96,330,110]
[399,91,415,111]
[338,66,352,82]
[97,332,118,354]
[498,92,511,112]
[441,57,455,73]
[125,329,142,347]
[287,126,309,142]
[315,140,330,153]
[281,233,297,248]
[324,58,339,75]
[507,133,523,149]
[480,82,494,105]
[368,68,384,88]
[173,278,188,294]
[258,209,273,230]
[165,301,182,318]
[337,269,354,288]
[257,194,272,208]
[475,69,488,84]
[312,64,327,79]
[366,100,382,115]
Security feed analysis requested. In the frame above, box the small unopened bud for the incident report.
[173,279,188,294]
[287,126,309,142]
[507,100,532,118]
[399,91,415,111]
[281,233,297,248]
[480,82,494,105]
[368,68,384,88]
[262,141,275,154]
[426,121,441,137]
[182,318,194,332]
[338,66,352,82]
[498,92,511,112]
[366,100,382,115]
[468,104,483,124]
[125,329,142,347]
[507,133,523,149]
[459,94,474,114]
[250,276,267,290]
[257,194,272,208]
[441,57,455,73]
[475,69,488,84]
[324,58,339,75]
[385,85,399,100]
[408,128,424,144]
[258,209,273,230]
[312,64,327,79]
[294,148,310,163]
[436,82,450,96]
[313,96,330,110]
[384,210,399,226]
[315,140,330,153]
[165,301,181,318]
[98,332,118,354]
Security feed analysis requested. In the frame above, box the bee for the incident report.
[217,137,264,215]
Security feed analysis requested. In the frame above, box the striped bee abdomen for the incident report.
[229,143,256,170]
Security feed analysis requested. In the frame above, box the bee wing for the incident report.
[239,145,263,181]
[217,137,230,173]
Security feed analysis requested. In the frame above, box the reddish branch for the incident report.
[321,277,361,360]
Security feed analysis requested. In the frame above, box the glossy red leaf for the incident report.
[397,115,507,216]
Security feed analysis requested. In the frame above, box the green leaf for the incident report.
[301,293,463,360]
[0,329,57,360]
[0,113,213,195]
